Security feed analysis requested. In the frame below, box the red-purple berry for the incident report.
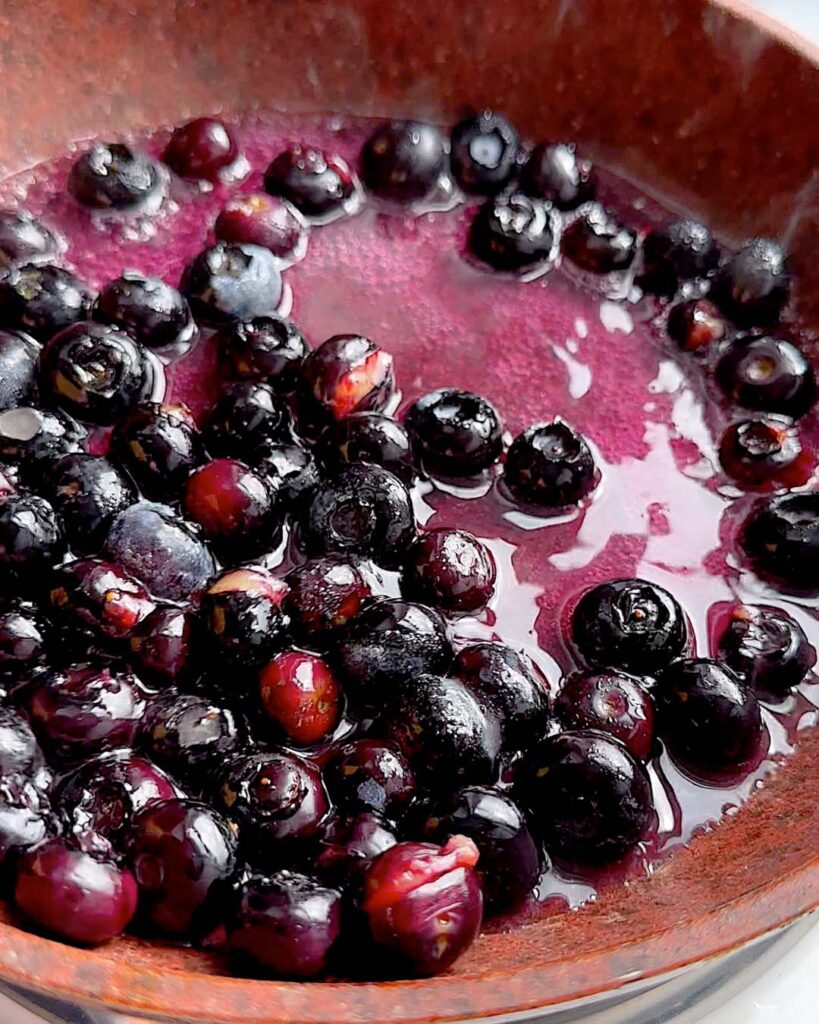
[259,649,343,746]
[718,416,810,488]
[402,528,496,614]
[555,670,655,760]
[301,334,395,422]
[667,297,728,352]
[183,458,280,556]
[285,555,372,636]
[164,117,241,183]
[264,145,357,219]
[325,740,417,820]
[215,193,307,260]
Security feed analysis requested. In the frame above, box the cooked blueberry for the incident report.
[215,194,308,261]
[0,706,45,779]
[44,453,135,551]
[68,142,163,210]
[554,670,654,760]
[561,203,637,273]
[164,117,241,182]
[0,465,14,497]
[104,501,216,601]
[285,555,372,636]
[321,411,415,483]
[94,273,196,351]
[0,264,93,341]
[301,334,395,422]
[216,751,330,845]
[316,812,398,885]
[520,730,653,862]
[49,559,155,641]
[0,210,62,268]
[201,566,289,668]
[264,145,357,219]
[325,740,416,820]
[336,598,452,710]
[0,330,39,411]
[423,786,539,911]
[667,298,728,354]
[640,219,720,295]
[504,420,597,508]
[260,649,343,746]
[184,458,280,557]
[519,142,596,210]
[229,870,341,978]
[716,604,816,699]
[719,417,809,487]
[0,494,64,573]
[16,838,138,945]
[27,664,146,762]
[655,659,764,779]
[360,121,447,204]
[404,389,503,478]
[402,528,496,614]
[220,314,309,390]
[0,601,50,679]
[711,237,790,327]
[300,463,414,569]
[362,836,482,977]
[740,492,819,593]
[572,578,688,674]
[715,334,815,419]
[181,243,283,327]
[0,406,86,473]
[450,111,519,195]
[141,692,239,783]
[455,642,551,750]
[0,774,53,872]
[129,606,200,688]
[111,403,204,500]
[128,798,238,938]
[258,442,320,508]
[205,381,292,459]
[469,194,558,270]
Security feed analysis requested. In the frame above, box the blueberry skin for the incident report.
[103,501,216,601]
[360,121,447,204]
[519,142,597,210]
[561,203,637,273]
[94,273,196,351]
[640,219,720,295]
[716,605,816,698]
[503,420,597,509]
[0,210,62,269]
[181,243,283,327]
[450,112,520,195]
[711,238,790,327]
[258,443,320,510]
[220,314,309,391]
[44,453,135,552]
[0,406,86,475]
[0,264,94,342]
[715,334,815,420]
[404,389,503,478]
[0,330,39,411]
[68,143,162,210]
[321,412,416,484]
[111,404,204,502]
[740,492,819,594]
[0,494,65,573]
[140,693,239,784]
[469,194,558,271]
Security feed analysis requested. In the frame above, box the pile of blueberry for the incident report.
[0,109,814,983]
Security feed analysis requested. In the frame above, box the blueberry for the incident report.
[49,559,155,641]
[264,145,357,219]
[716,604,816,699]
[300,463,415,569]
[205,380,292,460]
[301,334,395,423]
[44,453,135,551]
[229,870,341,978]
[561,203,637,273]
[360,121,447,204]
[257,442,320,509]
[740,492,819,593]
[140,692,239,783]
[469,194,558,270]
[68,142,163,210]
[316,812,398,886]
[321,411,415,483]
[519,730,653,862]
[0,210,62,268]
[163,117,241,182]
[554,670,654,760]
[220,314,309,390]
[94,273,196,351]
[181,243,283,327]
[336,598,452,710]
[0,601,51,679]
[0,264,93,341]
[655,659,764,779]
[503,420,597,508]
[455,642,551,750]
[111,403,204,501]
[15,838,138,945]
[128,798,238,938]
[325,740,417,821]
[0,494,64,574]
[0,706,45,779]
[200,566,289,668]
[0,406,86,473]
[404,388,503,478]
[640,219,720,295]
[715,334,815,419]
[215,194,307,261]
[519,142,597,210]
[711,238,790,327]
[450,111,520,195]
[260,649,343,747]
[719,416,807,487]
[667,297,728,352]
[0,774,54,872]
[0,330,39,411]
[285,555,372,637]
[129,606,200,688]
[402,528,496,614]
[572,578,688,674]
[423,786,540,911]
[103,501,216,601]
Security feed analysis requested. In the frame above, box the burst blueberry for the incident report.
[715,334,815,419]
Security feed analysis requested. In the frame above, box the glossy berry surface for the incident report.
[44,453,135,551]
[163,117,241,182]
[716,604,816,699]
[711,237,790,327]
[402,528,496,614]
[258,443,319,509]
[129,606,199,687]
[360,121,447,204]
[740,492,819,593]
[285,555,372,636]
[301,463,414,569]
[0,774,53,870]
[264,145,356,219]
[0,601,50,678]
[469,194,558,270]
[655,659,764,779]
[220,314,308,390]
[184,458,279,555]
[229,870,341,978]
[141,693,239,782]
[111,403,203,500]
[572,578,688,674]
[362,836,482,977]
[450,111,520,195]
[0,330,39,411]
[715,334,815,419]
[718,416,809,487]
[520,730,654,863]
[201,566,288,668]
[260,649,342,746]
[561,203,637,273]
[504,420,597,508]
[301,334,395,422]
[104,501,216,601]
[181,242,283,326]
[336,598,452,710]
[205,380,292,460]
[325,740,417,820]
[667,297,728,352]
[68,143,163,210]
[0,209,62,268]
[215,194,307,260]
[0,406,86,472]
[94,273,195,351]
[50,558,154,641]
[15,838,138,945]
[423,786,540,911]
[404,388,503,478]
[0,494,64,573]
[555,670,655,760]
[519,142,596,210]
[640,218,719,295]
[128,798,238,937]
[0,706,46,778]
[315,812,397,885]
[0,264,93,341]
[321,411,415,483]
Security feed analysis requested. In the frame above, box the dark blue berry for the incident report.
[264,145,356,219]
[504,420,596,508]
[181,243,283,327]
[0,494,64,574]
[258,442,320,509]
[711,238,790,327]
[141,693,239,783]
[404,388,503,478]
[361,121,447,204]
[325,740,416,820]
[0,601,50,680]
[200,566,289,668]
[562,203,637,273]
[44,453,135,552]
[450,111,519,195]
[640,219,720,295]
[0,210,62,268]
[68,143,163,210]
[716,604,816,699]
[469,194,558,270]
[519,142,596,210]
[221,314,308,390]
[316,812,398,886]
[321,411,415,483]
[0,406,86,474]
[0,264,93,341]
[285,555,372,637]
[94,273,196,351]
[715,334,815,419]
[0,330,39,411]
[205,380,292,460]
[111,403,204,501]
[740,492,819,593]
